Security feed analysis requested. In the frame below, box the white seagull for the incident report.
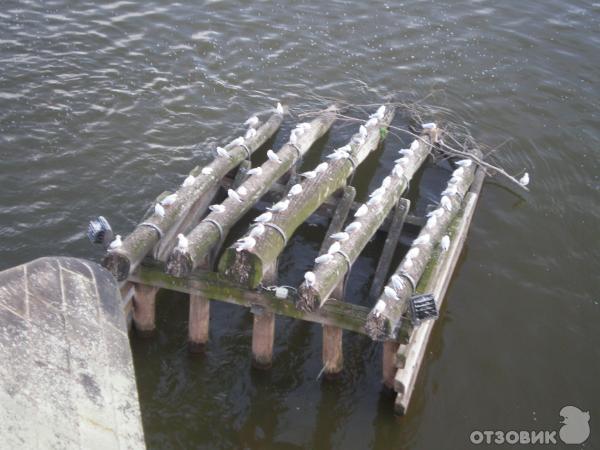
[244,116,259,128]
[161,193,177,206]
[367,194,384,206]
[276,102,284,114]
[374,105,386,119]
[413,234,431,246]
[209,204,226,213]
[201,167,214,175]
[234,237,256,252]
[267,149,282,163]
[154,203,165,218]
[344,221,362,233]
[365,117,378,128]
[327,241,341,254]
[249,223,265,238]
[245,127,257,140]
[326,150,349,160]
[441,185,459,197]
[288,184,303,197]
[398,149,413,157]
[441,195,453,211]
[456,159,473,167]
[315,254,333,264]
[354,204,368,217]
[267,199,289,212]
[519,172,530,187]
[384,286,399,300]
[108,235,122,250]
[237,186,248,196]
[315,162,329,173]
[176,234,188,252]
[391,274,405,291]
[359,125,368,138]
[426,215,437,228]
[330,232,350,241]
[382,176,392,188]
[422,122,437,130]
[374,300,386,316]
[230,136,245,147]
[246,167,262,176]
[254,211,273,223]
[369,187,386,198]
[290,131,299,145]
[452,167,465,178]
[406,247,420,260]
[216,146,231,159]
[228,189,243,203]
[304,271,316,287]
[441,235,450,251]
[182,175,196,187]
[410,140,420,151]
[300,170,317,179]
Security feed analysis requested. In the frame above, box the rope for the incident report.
[263,223,288,246]
[139,222,164,240]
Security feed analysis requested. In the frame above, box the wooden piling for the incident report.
[188,294,210,352]
[132,283,159,335]
[251,263,278,369]
[296,134,432,312]
[102,111,284,281]
[219,106,396,288]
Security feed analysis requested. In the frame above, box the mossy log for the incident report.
[296,135,432,312]
[165,107,338,277]
[219,106,396,288]
[364,159,478,341]
[102,111,284,281]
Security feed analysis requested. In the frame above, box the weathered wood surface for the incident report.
[365,158,477,341]
[128,261,376,336]
[0,257,145,449]
[219,106,396,288]
[394,167,485,414]
[102,111,284,281]
[297,134,432,312]
[165,107,338,278]
[251,262,278,369]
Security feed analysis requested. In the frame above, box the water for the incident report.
[1,0,599,448]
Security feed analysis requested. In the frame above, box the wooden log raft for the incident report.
[219,106,396,288]
[165,107,338,277]
[102,110,284,281]
[364,157,478,341]
[296,135,432,312]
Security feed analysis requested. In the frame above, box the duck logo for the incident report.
[559,406,590,444]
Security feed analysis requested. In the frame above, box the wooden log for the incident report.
[394,168,485,414]
[102,111,284,281]
[132,283,159,336]
[296,134,432,312]
[188,294,210,352]
[251,262,277,369]
[165,107,338,278]
[320,186,356,378]
[128,261,375,336]
[383,341,400,390]
[365,157,478,341]
[219,106,396,288]
[368,198,410,300]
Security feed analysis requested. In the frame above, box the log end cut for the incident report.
[296,283,320,313]
[218,247,264,289]
[102,251,131,281]
[364,312,389,342]
[165,249,194,278]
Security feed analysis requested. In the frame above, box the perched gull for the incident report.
[391,274,405,292]
[182,175,196,187]
[338,145,352,153]
[228,189,243,203]
[519,172,530,187]
[250,223,266,238]
[267,149,282,163]
[304,271,316,287]
[288,184,303,197]
[108,235,122,250]
[209,204,226,213]
[365,117,379,128]
[315,254,333,264]
[315,162,329,173]
[246,167,262,176]
[422,122,437,130]
[393,165,405,178]
[382,176,392,188]
[354,204,368,217]
[254,211,273,223]
[410,140,420,151]
[300,170,317,179]
[441,235,450,252]
[201,167,214,175]
[176,234,188,252]
[455,159,473,167]
[154,203,165,218]
[276,102,284,114]
[216,146,231,159]
[267,199,289,212]
[161,193,177,206]
[298,122,312,132]
[441,195,453,211]
[367,194,384,206]
[237,186,248,196]
[413,234,430,246]
[441,185,459,197]
[231,136,245,147]
[234,237,256,252]
[452,167,465,178]
[398,149,413,157]
[244,116,259,128]
[290,131,299,145]
[330,232,350,241]
[406,247,420,260]
[426,215,437,228]
[373,105,386,119]
[384,286,399,301]
[427,208,444,218]
[359,125,368,138]
[344,221,362,233]
[326,150,349,160]
[245,127,257,140]
[374,300,386,316]
[403,259,413,269]
[327,241,341,254]
[369,187,386,198]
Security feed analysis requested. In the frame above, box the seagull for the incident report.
[367,194,384,206]
[422,122,437,130]
[338,145,352,153]
[108,235,122,250]
[330,232,350,241]
[426,208,444,218]
[315,162,329,173]
[182,175,196,187]
[452,167,465,178]
[393,165,404,177]
[369,187,386,198]
[300,170,317,179]
[441,235,450,251]
[315,254,333,264]
[231,136,245,147]
[290,131,299,145]
[374,300,386,316]
[410,140,420,151]
[237,186,248,196]
[354,204,368,217]
[413,234,430,246]
[359,125,368,138]
[234,236,256,252]
[441,185,459,197]
[228,189,243,203]
[519,172,530,187]
[154,203,165,218]
[209,204,226,213]
[249,223,265,238]
[161,193,177,206]
[216,146,231,159]
[176,234,188,252]
[398,149,413,157]
[267,149,282,163]
[327,241,341,254]
[267,199,289,212]
[426,215,437,228]
[201,167,214,175]
[353,135,365,146]
[288,184,303,197]
[365,117,378,128]
[276,102,284,114]
[254,211,273,223]
[326,150,349,160]
[246,167,262,176]
[298,122,312,132]
[391,274,405,291]
[456,159,472,167]
[441,195,453,211]
[382,176,392,188]
[245,127,257,140]
[374,105,386,118]
[344,221,362,233]
[403,259,413,269]
[304,271,316,287]
[406,247,420,260]
[244,116,259,128]
[384,286,399,300]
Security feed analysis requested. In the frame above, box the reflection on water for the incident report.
[1,0,598,448]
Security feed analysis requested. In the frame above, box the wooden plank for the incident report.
[132,283,159,336]
[102,111,284,281]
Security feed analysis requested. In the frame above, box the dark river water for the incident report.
[1,0,599,448]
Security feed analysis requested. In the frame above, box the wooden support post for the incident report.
[369,198,410,300]
[296,133,432,312]
[188,294,210,352]
[251,263,278,369]
[102,111,284,281]
[320,187,356,378]
[364,157,478,341]
[383,341,400,390]
[132,283,159,336]
[219,106,396,288]
[166,107,338,278]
